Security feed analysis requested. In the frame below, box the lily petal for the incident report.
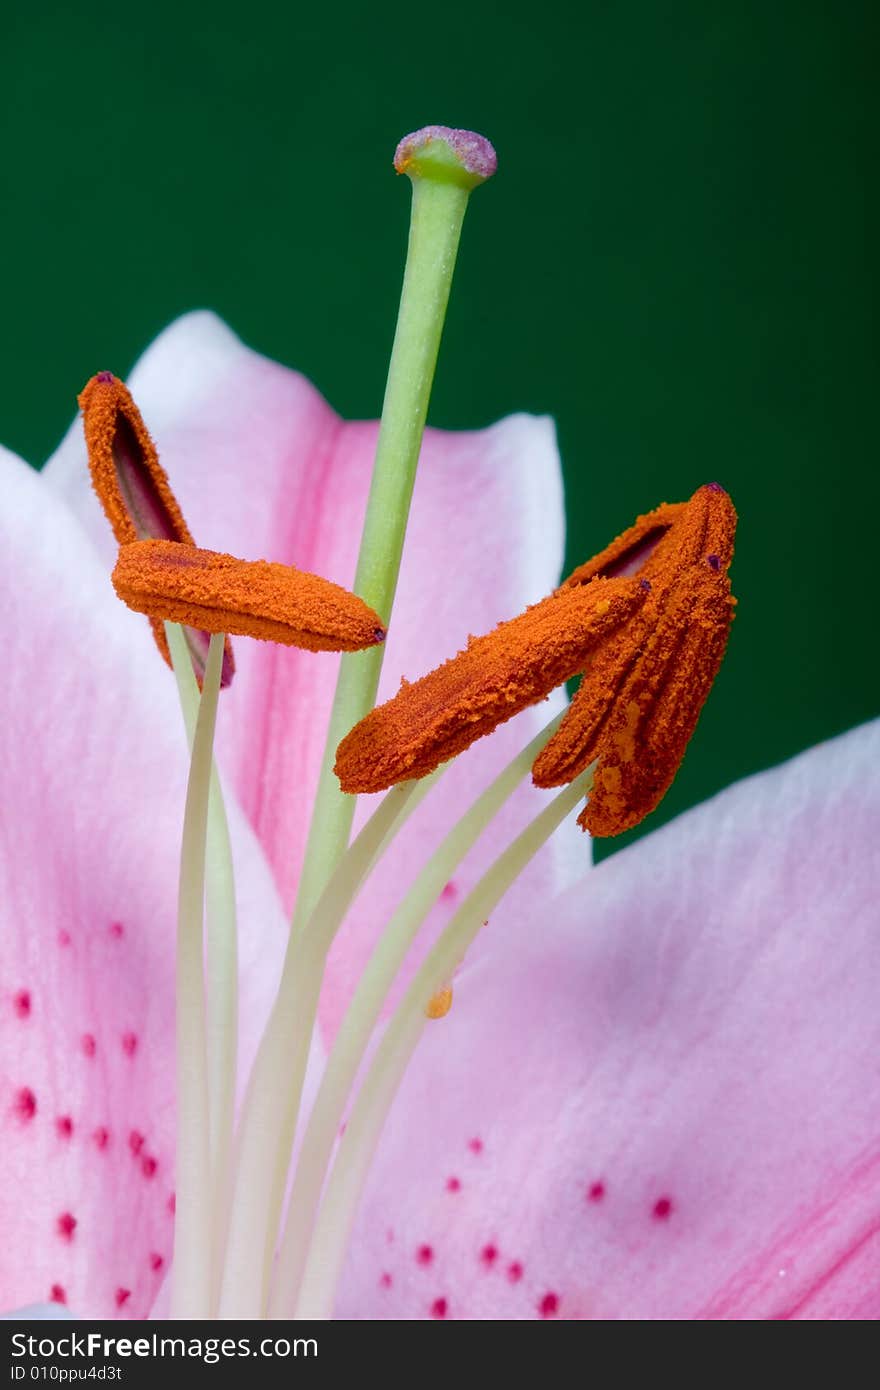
[44,313,588,1036]
[0,446,291,1318]
[335,720,880,1319]
[0,1305,72,1321]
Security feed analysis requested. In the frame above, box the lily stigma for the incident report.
[2,125,877,1322]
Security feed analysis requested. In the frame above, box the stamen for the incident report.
[79,373,193,548]
[334,576,646,792]
[335,484,735,835]
[218,774,442,1319]
[563,501,684,585]
[170,632,225,1319]
[535,484,737,833]
[293,767,592,1320]
[165,621,238,1309]
[113,540,386,652]
[576,568,733,836]
[267,716,562,1319]
[79,372,235,687]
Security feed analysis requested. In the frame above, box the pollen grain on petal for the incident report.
[334,576,647,794]
[425,985,453,1020]
[112,540,387,653]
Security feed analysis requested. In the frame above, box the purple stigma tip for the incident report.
[707,554,721,572]
[639,577,652,592]
[96,371,115,384]
[705,481,726,494]
[374,627,387,644]
[394,125,497,180]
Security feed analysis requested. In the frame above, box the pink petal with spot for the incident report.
[0,446,295,1318]
[336,721,880,1320]
[44,313,587,1039]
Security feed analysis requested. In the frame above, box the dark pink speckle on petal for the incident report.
[13,990,31,1019]
[14,1087,37,1121]
[653,1196,674,1221]
[57,1212,77,1242]
[430,1296,448,1319]
[539,1292,560,1318]
[416,1244,434,1266]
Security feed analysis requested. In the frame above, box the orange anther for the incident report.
[113,540,387,653]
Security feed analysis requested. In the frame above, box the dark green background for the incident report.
[3,2,876,860]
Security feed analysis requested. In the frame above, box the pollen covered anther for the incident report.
[79,373,194,549]
[79,372,235,685]
[334,576,647,793]
[112,540,387,653]
[535,483,738,835]
[337,483,736,839]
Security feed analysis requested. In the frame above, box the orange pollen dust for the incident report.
[112,540,387,653]
[79,372,234,684]
[334,574,648,794]
[335,483,737,839]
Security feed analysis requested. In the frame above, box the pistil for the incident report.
[216,126,499,1317]
[79,372,235,686]
[292,126,497,933]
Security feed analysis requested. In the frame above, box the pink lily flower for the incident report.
[3,312,877,1320]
